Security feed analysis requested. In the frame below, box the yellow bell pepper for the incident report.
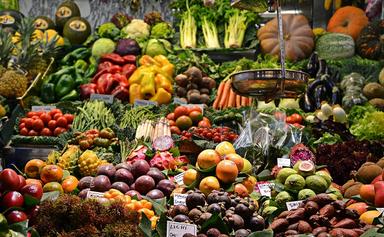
[139,55,161,67]
[150,88,172,105]
[129,84,142,104]
[155,73,173,93]
[153,55,170,66]
[140,72,156,99]
[161,64,174,78]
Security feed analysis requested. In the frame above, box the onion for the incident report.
[332,105,347,124]
[320,102,333,117]
[315,110,328,121]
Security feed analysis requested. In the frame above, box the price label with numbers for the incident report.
[257,183,272,197]
[86,191,105,200]
[286,201,304,211]
[277,158,291,167]
[174,172,184,186]
[166,221,197,237]
[173,97,187,105]
[90,94,114,104]
[31,105,56,112]
[174,194,188,206]
[134,99,158,107]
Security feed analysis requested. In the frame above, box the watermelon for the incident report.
[316,33,355,60]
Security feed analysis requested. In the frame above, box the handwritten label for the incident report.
[174,194,188,206]
[184,104,204,114]
[286,201,304,211]
[174,172,185,186]
[90,94,114,104]
[134,99,158,107]
[173,97,187,105]
[86,191,105,200]
[257,183,272,197]
[31,105,56,112]
[277,158,291,167]
[377,208,384,214]
[166,221,197,237]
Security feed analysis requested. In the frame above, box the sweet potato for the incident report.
[278,210,290,218]
[332,200,346,210]
[269,218,289,232]
[319,204,335,218]
[287,208,305,223]
[309,193,333,206]
[329,228,359,237]
[352,228,365,235]
[333,218,357,229]
[287,223,299,230]
[284,230,298,235]
[312,226,328,235]
[305,201,320,215]
[297,220,312,234]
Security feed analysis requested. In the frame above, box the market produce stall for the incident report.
[0,0,383,236]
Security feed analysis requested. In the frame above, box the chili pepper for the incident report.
[129,84,142,104]
[91,65,122,83]
[112,85,130,101]
[74,59,88,75]
[154,73,173,93]
[93,137,111,147]
[84,63,98,78]
[98,61,114,72]
[61,48,90,65]
[101,53,125,65]
[122,55,136,64]
[61,89,79,101]
[96,73,115,94]
[51,66,75,83]
[89,55,98,65]
[40,83,56,103]
[150,87,172,105]
[99,128,115,139]
[140,72,156,99]
[122,64,136,78]
[80,83,97,100]
[55,74,75,98]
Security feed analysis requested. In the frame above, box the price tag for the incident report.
[86,191,105,200]
[90,94,114,104]
[286,201,304,211]
[377,208,384,214]
[257,183,271,197]
[134,99,158,107]
[173,97,187,105]
[31,105,56,112]
[277,158,291,167]
[184,104,205,114]
[174,194,188,206]
[166,221,197,237]
[174,172,184,186]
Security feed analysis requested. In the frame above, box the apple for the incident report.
[21,184,43,206]
[17,175,26,190]
[1,191,24,209]
[6,210,27,224]
[0,169,20,191]
[26,205,39,225]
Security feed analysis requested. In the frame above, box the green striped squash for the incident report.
[316,33,355,60]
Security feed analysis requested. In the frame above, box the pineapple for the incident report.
[57,145,81,173]
[78,150,107,176]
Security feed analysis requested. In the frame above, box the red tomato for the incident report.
[28,130,39,136]
[40,128,52,136]
[19,127,29,136]
[293,123,303,128]
[274,111,286,121]
[19,123,26,130]
[20,118,27,124]
[32,119,44,131]
[291,113,303,124]
[53,113,63,120]
[27,112,37,118]
[47,120,57,130]
[63,114,74,124]
[48,109,62,117]
[170,126,181,135]
[168,120,176,126]
[25,118,34,129]
[31,116,40,120]
[35,111,43,116]
[39,113,52,125]
[202,117,210,123]
[188,105,202,113]
[166,113,175,121]
[56,116,68,128]
[53,127,65,136]
[286,116,295,124]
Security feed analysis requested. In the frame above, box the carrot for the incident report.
[219,80,231,109]
[236,94,241,108]
[241,96,247,107]
[213,81,225,109]
[228,88,236,108]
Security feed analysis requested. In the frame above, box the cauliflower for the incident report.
[122,19,150,41]
[150,22,174,39]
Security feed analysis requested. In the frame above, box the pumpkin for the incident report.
[356,20,384,60]
[257,14,314,62]
[316,33,355,60]
[327,6,368,41]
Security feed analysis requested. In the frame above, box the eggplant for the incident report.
[300,93,315,112]
[314,85,328,109]
[316,59,328,78]
[307,78,326,95]
[330,70,341,84]
[331,87,342,105]
[306,52,319,77]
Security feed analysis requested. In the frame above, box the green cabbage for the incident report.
[98,22,120,39]
[92,38,116,57]
[143,39,172,57]
[150,22,174,39]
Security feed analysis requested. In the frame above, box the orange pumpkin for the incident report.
[257,14,314,62]
[327,6,369,41]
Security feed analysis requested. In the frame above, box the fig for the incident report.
[131,160,150,178]
[188,208,203,222]
[249,215,265,231]
[173,214,190,223]
[207,228,221,237]
[234,229,250,237]
[176,87,187,97]
[135,175,155,194]
[114,168,134,185]
[146,189,165,199]
[207,203,222,214]
[186,192,206,210]
[115,163,132,171]
[92,175,111,192]
[111,182,130,193]
[78,176,94,190]
[147,168,165,184]
[168,205,189,217]
[125,190,142,200]
[78,188,90,199]
[156,179,176,196]
[97,164,116,178]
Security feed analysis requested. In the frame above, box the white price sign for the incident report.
[277,158,291,167]
[86,191,105,200]
[286,201,304,211]
[134,99,158,107]
[31,105,56,112]
[166,221,197,237]
[174,172,185,186]
[90,94,114,104]
[173,97,187,105]
[174,194,188,206]
[257,183,271,197]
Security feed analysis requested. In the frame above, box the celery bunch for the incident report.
[201,16,220,48]
[180,2,197,48]
[224,10,248,48]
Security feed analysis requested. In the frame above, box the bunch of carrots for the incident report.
[213,79,253,110]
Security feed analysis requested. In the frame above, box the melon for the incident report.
[316,33,355,60]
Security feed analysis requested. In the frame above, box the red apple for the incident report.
[0,169,20,191]
[17,175,26,190]
[26,205,39,225]
[21,184,43,206]
[1,191,24,209]
[6,210,27,224]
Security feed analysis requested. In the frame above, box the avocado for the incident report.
[34,16,56,31]
[63,17,91,45]
[55,0,80,33]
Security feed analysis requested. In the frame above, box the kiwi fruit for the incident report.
[355,162,382,184]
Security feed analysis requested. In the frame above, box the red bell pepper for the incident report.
[122,64,136,78]
[111,85,130,101]
[80,83,97,100]
[98,61,113,72]
[92,65,122,83]
[123,55,136,64]
[96,73,115,94]
[101,53,125,65]
[113,73,129,85]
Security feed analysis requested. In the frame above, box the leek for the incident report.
[180,2,197,49]
[201,17,220,48]
[224,10,248,48]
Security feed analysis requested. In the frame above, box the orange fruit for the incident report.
[189,111,203,124]
[360,184,375,203]
[199,176,220,196]
[183,169,198,186]
[197,149,221,169]
[40,165,63,184]
[198,120,211,128]
[43,182,64,193]
[347,202,369,216]
[234,183,249,197]
[216,160,238,183]
[24,159,46,178]
[215,141,236,157]
[176,115,193,131]
[224,153,244,171]
[174,106,189,119]
[61,176,79,193]
[360,210,381,224]
[26,178,43,188]
[242,176,257,193]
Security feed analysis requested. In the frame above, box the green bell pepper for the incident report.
[61,89,79,101]
[74,59,88,75]
[40,83,56,103]
[74,71,90,85]
[55,74,75,98]
[51,66,75,84]
[61,48,91,65]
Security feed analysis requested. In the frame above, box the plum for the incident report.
[114,168,134,185]
[111,182,130,193]
[78,176,94,190]
[131,160,150,178]
[146,189,164,199]
[97,164,116,178]
[6,210,27,224]
[135,175,155,194]
[156,179,176,196]
[92,175,111,192]
[147,168,165,184]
